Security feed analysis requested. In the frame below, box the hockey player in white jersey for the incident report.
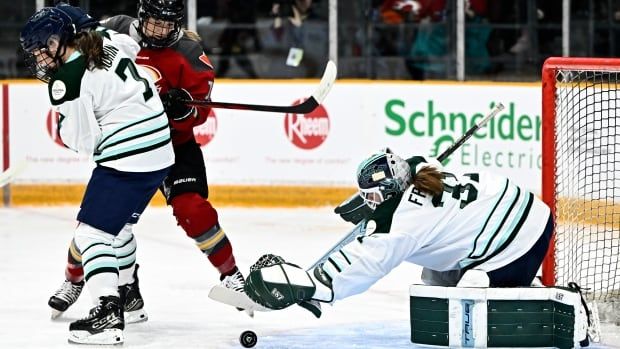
[20,7,173,345]
[242,149,553,316]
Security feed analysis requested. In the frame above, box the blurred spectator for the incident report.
[215,0,261,78]
[406,0,491,79]
[269,0,322,75]
[487,0,561,74]
[370,0,414,56]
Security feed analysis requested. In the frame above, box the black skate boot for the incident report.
[48,280,84,319]
[68,295,124,345]
[119,264,148,324]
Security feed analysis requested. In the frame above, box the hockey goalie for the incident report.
[230,149,594,347]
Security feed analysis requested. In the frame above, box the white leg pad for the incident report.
[456,269,490,287]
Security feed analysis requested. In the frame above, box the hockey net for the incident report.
[542,57,620,326]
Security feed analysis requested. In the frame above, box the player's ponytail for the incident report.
[412,166,444,197]
[182,29,202,42]
[73,31,104,70]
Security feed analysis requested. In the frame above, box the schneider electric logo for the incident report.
[385,100,542,169]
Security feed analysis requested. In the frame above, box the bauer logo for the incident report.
[284,99,329,150]
[193,109,217,147]
[46,109,65,147]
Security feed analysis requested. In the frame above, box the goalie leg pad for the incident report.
[244,255,316,310]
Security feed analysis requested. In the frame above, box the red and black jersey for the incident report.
[102,15,215,145]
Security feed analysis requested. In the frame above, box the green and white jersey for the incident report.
[48,31,173,172]
[388,159,550,273]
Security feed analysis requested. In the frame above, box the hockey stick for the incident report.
[0,161,27,188]
[306,103,505,272]
[183,60,337,114]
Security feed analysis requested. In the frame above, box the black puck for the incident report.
[239,330,257,348]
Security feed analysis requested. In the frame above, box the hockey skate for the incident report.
[68,295,124,345]
[49,280,84,319]
[221,268,245,293]
[119,264,148,324]
[210,268,264,317]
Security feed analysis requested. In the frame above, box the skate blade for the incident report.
[242,308,255,318]
[208,285,270,313]
[68,328,124,345]
[51,308,64,319]
[125,308,148,324]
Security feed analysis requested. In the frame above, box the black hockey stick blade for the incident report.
[183,60,337,113]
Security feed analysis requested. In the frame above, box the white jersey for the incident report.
[48,29,173,172]
[328,157,550,301]
[393,170,549,272]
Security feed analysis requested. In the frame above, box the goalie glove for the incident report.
[160,88,197,121]
[334,193,373,225]
[244,254,316,310]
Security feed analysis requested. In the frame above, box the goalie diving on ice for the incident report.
[213,146,554,318]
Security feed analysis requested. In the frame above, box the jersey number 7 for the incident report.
[115,58,154,102]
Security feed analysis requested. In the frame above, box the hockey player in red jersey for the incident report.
[48,0,246,321]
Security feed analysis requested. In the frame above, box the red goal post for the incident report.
[541,57,620,302]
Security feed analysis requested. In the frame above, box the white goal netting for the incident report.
[551,68,620,325]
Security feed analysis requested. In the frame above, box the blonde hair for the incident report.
[412,166,444,197]
[182,29,202,42]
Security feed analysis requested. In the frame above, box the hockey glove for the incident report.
[334,193,373,225]
[244,254,316,310]
[160,88,196,121]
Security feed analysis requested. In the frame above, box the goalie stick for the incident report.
[209,103,505,314]
[183,60,337,114]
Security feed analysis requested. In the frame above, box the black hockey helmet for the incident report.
[137,0,184,48]
[356,149,411,209]
[20,7,76,82]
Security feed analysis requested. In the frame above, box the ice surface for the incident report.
[0,206,618,348]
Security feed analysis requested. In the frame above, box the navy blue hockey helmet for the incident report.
[55,2,100,32]
[356,149,411,209]
[137,0,185,48]
[20,7,76,82]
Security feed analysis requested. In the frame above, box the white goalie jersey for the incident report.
[48,29,173,172]
[390,168,550,273]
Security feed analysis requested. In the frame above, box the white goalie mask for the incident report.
[356,150,411,210]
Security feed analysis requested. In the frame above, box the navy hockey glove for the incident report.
[161,88,196,121]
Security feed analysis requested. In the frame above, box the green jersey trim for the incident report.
[469,183,520,259]
[467,179,509,259]
[48,55,87,105]
[97,110,165,147]
[96,117,169,153]
[94,136,171,164]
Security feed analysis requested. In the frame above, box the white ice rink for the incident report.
[1,206,619,348]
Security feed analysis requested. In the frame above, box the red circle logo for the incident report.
[46,109,65,147]
[193,109,217,147]
[284,99,330,150]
